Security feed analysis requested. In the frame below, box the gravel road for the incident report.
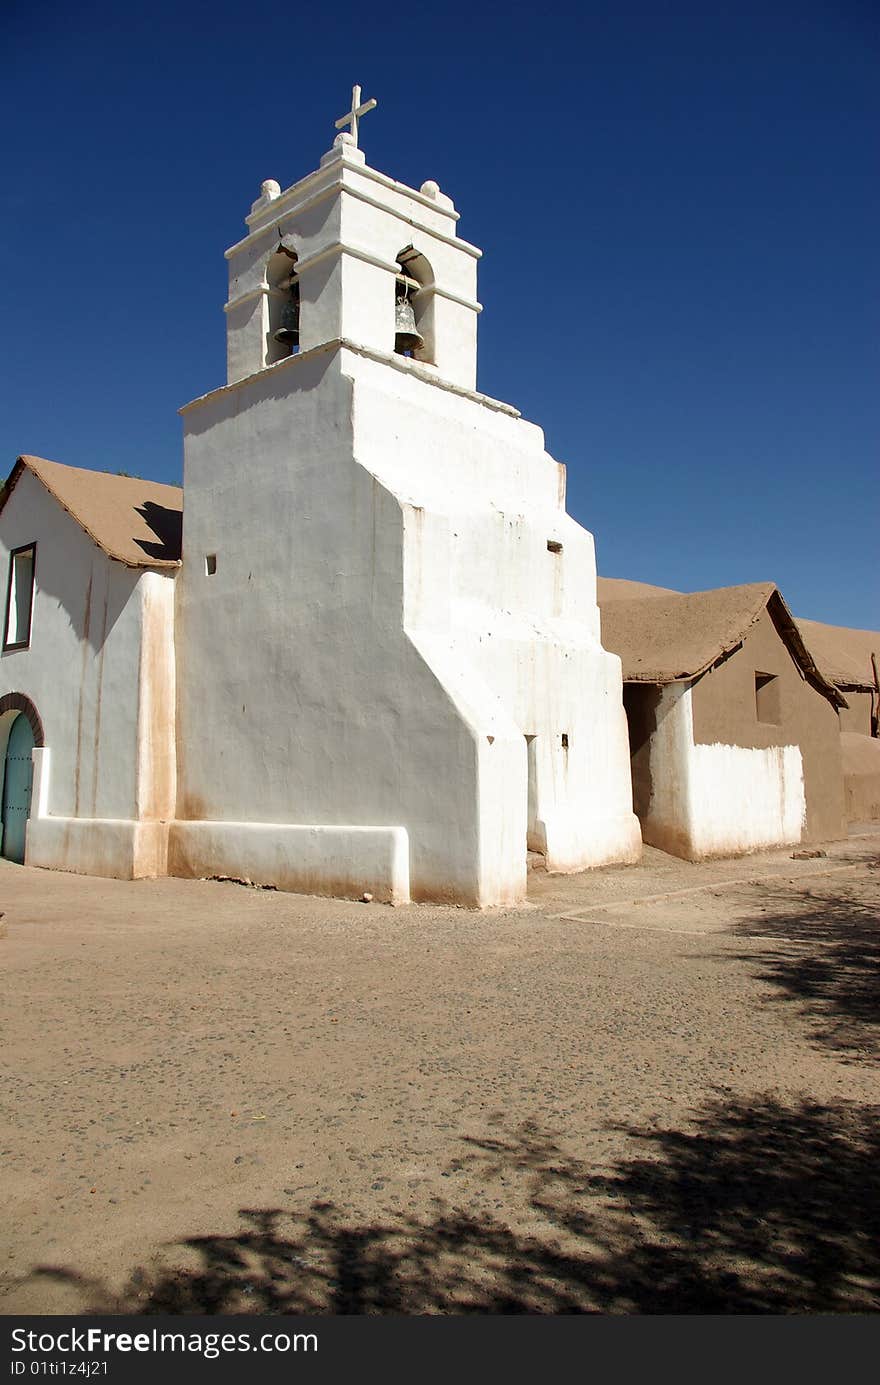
[2,830,878,1313]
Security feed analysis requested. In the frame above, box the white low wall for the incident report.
[26,817,169,879]
[538,807,643,872]
[689,741,805,857]
[640,684,806,859]
[168,821,411,904]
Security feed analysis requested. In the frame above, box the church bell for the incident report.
[273,286,300,348]
[394,288,424,355]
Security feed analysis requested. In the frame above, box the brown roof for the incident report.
[597,576,681,601]
[795,618,879,692]
[1,455,182,568]
[599,580,847,708]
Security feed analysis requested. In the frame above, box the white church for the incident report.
[0,92,641,906]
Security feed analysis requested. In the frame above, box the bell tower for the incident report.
[224,89,482,391]
[175,88,641,908]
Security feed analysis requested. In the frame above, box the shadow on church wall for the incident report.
[21,491,183,653]
[133,502,182,564]
[27,525,138,654]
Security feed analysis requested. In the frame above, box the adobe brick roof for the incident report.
[1,455,182,568]
[795,618,880,692]
[597,576,681,601]
[598,579,847,709]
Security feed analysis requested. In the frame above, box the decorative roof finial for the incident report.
[334,84,378,150]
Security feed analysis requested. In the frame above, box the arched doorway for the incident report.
[1,712,36,863]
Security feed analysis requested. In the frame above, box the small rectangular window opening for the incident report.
[547,539,563,554]
[205,554,217,576]
[755,672,781,725]
[561,732,569,750]
[3,543,36,651]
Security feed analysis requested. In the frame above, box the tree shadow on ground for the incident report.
[32,1095,880,1314]
[725,863,880,1060]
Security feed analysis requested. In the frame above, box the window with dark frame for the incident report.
[3,543,36,652]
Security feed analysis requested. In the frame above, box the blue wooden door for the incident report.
[1,714,35,864]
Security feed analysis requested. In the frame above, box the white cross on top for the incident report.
[334,84,377,149]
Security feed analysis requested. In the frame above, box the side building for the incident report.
[0,455,179,875]
[598,578,847,860]
[796,617,880,823]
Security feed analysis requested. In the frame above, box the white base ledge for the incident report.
[541,809,643,873]
[168,821,411,905]
[26,818,169,880]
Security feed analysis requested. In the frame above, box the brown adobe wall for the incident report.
[841,732,880,822]
[690,607,845,843]
[838,689,876,738]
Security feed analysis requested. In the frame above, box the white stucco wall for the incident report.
[177,352,488,903]
[638,683,806,859]
[351,348,639,877]
[176,341,640,905]
[0,469,176,878]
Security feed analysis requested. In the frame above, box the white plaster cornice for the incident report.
[179,339,341,415]
[223,283,271,313]
[339,341,510,409]
[245,164,339,230]
[226,179,339,258]
[225,247,483,318]
[292,244,482,313]
[228,166,478,263]
[344,159,460,221]
[179,339,519,419]
[416,283,483,314]
[337,181,480,258]
[244,155,460,234]
[293,241,402,280]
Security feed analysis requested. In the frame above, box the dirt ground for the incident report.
[1,829,878,1315]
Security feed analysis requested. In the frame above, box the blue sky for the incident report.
[2,0,877,625]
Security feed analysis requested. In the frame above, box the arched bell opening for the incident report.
[394,246,434,364]
[265,245,300,365]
